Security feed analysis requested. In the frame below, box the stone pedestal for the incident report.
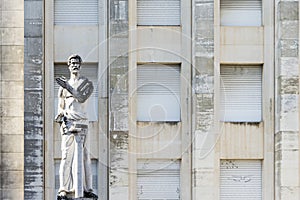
[74,132,86,198]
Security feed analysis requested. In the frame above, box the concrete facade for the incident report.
[0,0,299,200]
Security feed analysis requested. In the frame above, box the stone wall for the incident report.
[192,0,215,199]
[109,0,130,199]
[275,1,300,200]
[24,0,44,199]
[0,0,24,199]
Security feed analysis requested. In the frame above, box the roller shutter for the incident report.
[137,0,181,25]
[137,159,180,200]
[220,66,262,122]
[137,64,181,122]
[54,64,98,121]
[220,160,262,200]
[220,0,262,26]
[54,0,98,25]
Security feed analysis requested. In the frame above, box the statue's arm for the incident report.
[55,87,65,123]
[56,76,93,103]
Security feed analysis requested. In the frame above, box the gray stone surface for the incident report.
[24,0,44,199]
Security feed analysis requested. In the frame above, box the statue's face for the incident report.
[68,58,81,74]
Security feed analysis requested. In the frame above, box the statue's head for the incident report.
[67,54,82,75]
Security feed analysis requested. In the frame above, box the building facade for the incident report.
[0,0,300,199]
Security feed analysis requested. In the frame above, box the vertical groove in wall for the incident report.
[24,0,44,199]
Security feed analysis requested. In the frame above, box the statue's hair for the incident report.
[67,54,82,65]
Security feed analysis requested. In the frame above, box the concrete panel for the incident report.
[1,45,24,63]
[1,134,24,153]
[0,28,24,45]
[137,27,182,62]
[54,25,99,62]
[220,27,264,63]
[0,11,24,28]
[1,64,24,81]
[220,122,264,159]
[1,117,24,135]
[1,153,24,171]
[1,81,23,99]
[2,0,23,11]
[136,122,182,158]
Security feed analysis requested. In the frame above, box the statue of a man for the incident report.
[55,54,98,200]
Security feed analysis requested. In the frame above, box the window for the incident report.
[220,66,262,122]
[137,0,181,26]
[137,159,180,200]
[54,64,98,121]
[220,160,262,200]
[220,0,262,26]
[137,64,181,122]
[54,0,98,25]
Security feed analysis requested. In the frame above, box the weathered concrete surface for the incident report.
[0,0,24,199]
[24,0,44,199]
[275,1,300,200]
[109,1,129,199]
[192,0,215,200]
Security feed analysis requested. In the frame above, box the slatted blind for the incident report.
[54,64,98,121]
[220,0,262,26]
[137,159,180,200]
[137,0,181,25]
[55,160,98,195]
[220,160,262,200]
[220,66,262,122]
[54,0,98,25]
[137,64,181,122]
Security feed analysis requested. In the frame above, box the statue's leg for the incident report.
[83,145,93,191]
[58,134,75,193]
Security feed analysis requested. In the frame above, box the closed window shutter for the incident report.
[54,0,98,25]
[137,64,181,122]
[220,66,262,122]
[220,160,262,200]
[137,0,181,25]
[54,64,98,121]
[137,160,180,200]
[220,0,262,26]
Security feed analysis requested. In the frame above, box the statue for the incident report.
[55,54,98,200]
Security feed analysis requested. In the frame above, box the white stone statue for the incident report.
[55,54,98,200]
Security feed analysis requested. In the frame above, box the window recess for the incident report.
[220,66,262,122]
[137,64,181,122]
[137,0,181,26]
[220,0,262,26]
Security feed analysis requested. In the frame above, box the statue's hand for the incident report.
[56,76,73,95]
[56,76,68,89]
[55,113,64,123]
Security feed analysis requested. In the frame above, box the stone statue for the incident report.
[55,54,98,200]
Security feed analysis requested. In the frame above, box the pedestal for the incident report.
[74,132,86,198]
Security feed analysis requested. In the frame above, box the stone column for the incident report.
[0,0,24,199]
[192,0,215,200]
[24,0,44,199]
[275,1,300,200]
[109,1,130,199]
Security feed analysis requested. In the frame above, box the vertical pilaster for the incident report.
[109,1,129,199]
[275,1,300,200]
[0,0,24,199]
[192,0,215,199]
[24,0,44,199]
